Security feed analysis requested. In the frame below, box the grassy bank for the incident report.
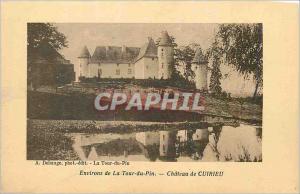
[27,119,217,134]
[28,90,262,123]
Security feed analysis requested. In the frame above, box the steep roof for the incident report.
[91,46,140,63]
[134,37,158,63]
[158,31,172,46]
[78,46,91,58]
[192,47,208,64]
[91,46,106,61]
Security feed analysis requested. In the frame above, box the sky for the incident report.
[55,23,218,65]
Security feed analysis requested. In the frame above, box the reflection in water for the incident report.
[217,124,262,162]
[71,124,262,162]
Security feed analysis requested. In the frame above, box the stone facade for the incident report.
[77,31,208,90]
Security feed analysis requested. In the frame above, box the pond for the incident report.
[68,124,262,162]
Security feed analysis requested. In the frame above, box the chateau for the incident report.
[77,31,208,90]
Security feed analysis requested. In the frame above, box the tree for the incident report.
[174,45,196,81]
[27,23,68,89]
[214,24,263,98]
[27,23,68,52]
[208,41,223,96]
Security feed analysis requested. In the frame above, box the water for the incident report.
[69,124,262,162]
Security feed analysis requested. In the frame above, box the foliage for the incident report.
[208,41,223,96]
[78,77,195,89]
[27,23,69,89]
[27,23,68,51]
[174,45,197,80]
[213,24,263,98]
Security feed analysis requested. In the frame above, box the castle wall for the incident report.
[88,63,100,77]
[143,57,159,79]
[134,59,145,79]
[81,62,135,79]
[134,57,159,79]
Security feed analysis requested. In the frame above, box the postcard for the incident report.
[1,1,299,193]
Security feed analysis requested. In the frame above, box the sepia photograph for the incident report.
[27,23,263,162]
[2,1,300,193]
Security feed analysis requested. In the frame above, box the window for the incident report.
[161,49,164,51]
[152,57,154,61]
[162,63,164,68]
[146,65,149,70]
[128,69,132,74]
[117,64,119,67]
[116,69,120,75]
[162,135,165,140]
[128,64,131,67]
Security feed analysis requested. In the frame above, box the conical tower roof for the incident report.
[192,47,208,64]
[158,31,172,46]
[78,46,91,58]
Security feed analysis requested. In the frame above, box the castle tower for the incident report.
[192,47,208,90]
[159,131,177,159]
[77,46,91,81]
[158,31,174,79]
